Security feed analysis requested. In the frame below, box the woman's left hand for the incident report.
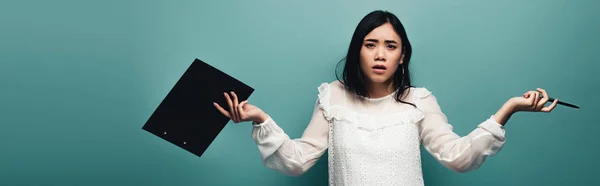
[508,88,559,113]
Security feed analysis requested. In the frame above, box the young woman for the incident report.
[214,10,558,186]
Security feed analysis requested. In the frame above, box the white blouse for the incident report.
[250,81,506,186]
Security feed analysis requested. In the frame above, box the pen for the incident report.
[528,94,580,109]
[547,97,579,109]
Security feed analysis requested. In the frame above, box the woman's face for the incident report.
[359,22,403,84]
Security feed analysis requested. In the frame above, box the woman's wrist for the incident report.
[252,111,269,124]
[493,101,516,126]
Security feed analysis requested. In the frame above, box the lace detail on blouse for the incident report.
[318,82,427,186]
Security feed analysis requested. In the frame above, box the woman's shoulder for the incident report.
[316,80,351,106]
[326,80,345,88]
[408,86,432,97]
[318,80,346,94]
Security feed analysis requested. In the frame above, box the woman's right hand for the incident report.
[213,91,268,124]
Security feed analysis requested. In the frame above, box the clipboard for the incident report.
[142,58,255,157]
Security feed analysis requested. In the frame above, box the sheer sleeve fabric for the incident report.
[415,88,506,173]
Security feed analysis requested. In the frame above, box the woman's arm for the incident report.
[250,100,329,177]
[214,92,329,177]
[415,88,557,173]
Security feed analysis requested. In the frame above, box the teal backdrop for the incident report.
[2,0,598,185]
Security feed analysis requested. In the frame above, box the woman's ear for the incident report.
[399,53,405,65]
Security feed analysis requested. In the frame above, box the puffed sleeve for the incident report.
[250,84,331,176]
[415,88,506,173]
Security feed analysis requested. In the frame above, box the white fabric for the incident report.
[251,81,506,186]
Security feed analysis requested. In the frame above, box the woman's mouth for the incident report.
[372,65,387,74]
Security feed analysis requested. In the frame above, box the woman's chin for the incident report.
[367,76,392,84]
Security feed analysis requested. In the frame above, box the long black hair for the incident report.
[335,10,415,107]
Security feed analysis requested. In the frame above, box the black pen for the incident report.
[530,93,579,109]
[547,97,579,109]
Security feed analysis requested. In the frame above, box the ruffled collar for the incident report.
[317,83,425,132]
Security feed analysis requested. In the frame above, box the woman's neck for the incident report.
[365,81,395,99]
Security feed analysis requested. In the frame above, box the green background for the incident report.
[2,0,598,185]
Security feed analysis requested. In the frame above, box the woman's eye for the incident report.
[365,43,375,48]
[387,45,397,49]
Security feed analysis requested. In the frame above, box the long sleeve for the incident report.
[415,88,506,173]
[250,100,329,176]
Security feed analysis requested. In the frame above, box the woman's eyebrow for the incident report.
[364,39,398,44]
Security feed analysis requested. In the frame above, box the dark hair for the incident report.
[335,10,415,107]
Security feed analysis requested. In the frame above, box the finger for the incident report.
[239,100,247,113]
[541,98,559,112]
[224,92,236,122]
[525,91,535,99]
[532,91,540,109]
[524,91,533,98]
[231,91,240,123]
[538,88,549,101]
[524,91,535,107]
[536,88,549,110]
[238,100,248,121]
[213,102,231,118]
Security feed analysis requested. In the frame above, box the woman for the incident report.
[214,10,558,186]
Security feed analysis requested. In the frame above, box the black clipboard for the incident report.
[142,58,254,157]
